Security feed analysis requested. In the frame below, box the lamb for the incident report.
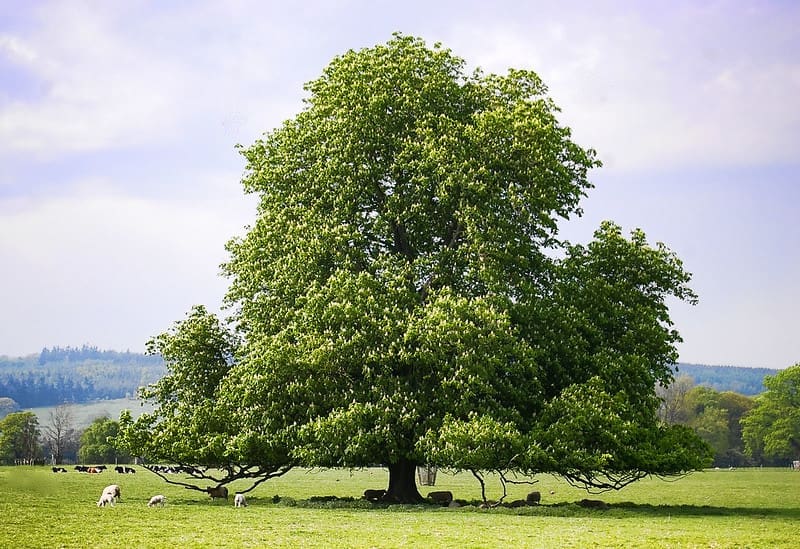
[148,495,166,507]
[97,493,115,507]
[206,486,229,500]
[102,484,121,502]
[234,493,247,507]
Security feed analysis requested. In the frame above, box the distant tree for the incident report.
[0,411,42,464]
[0,397,19,418]
[117,306,294,495]
[79,417,129,464]
[657,375,695,424]
[41,403,78,465]
[742,363,800,464]
[676,386,755,467]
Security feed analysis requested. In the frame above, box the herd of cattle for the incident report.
[50,464,247,507]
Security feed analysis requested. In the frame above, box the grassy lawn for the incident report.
[1,466,798,547]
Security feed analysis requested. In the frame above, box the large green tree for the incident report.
[123,35,709,502]
[742,363,800,464]
[0,411,41,465]
[211,34,710,501]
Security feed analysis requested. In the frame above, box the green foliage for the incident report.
[145,34,708,499]
[0,412,41,464]
[659,381,755,467]
[116,306,293,491]
[742,363,800,463]
[79,417,128,464]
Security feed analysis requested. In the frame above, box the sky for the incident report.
[1,1,798,369]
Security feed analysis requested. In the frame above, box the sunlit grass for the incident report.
[1,466,798,547]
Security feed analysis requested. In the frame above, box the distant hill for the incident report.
[0,345,166,408]
[672,363,779,396]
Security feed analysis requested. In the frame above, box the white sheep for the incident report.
[102,484,121,502]
[147,495,166,507]
[234,493,247,507]
[97,493,115,507]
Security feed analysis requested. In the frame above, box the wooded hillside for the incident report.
[0,346,165,408]
[673,363,779,396]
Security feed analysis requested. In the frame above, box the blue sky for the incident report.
[1,1,798,369]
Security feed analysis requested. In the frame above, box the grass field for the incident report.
[1,466,798,548]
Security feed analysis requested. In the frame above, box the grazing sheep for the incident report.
[97,493,115,507]
[102,484,121,502]
[427,491,453,505]
[206,486,228,500]
[505,499,528,508]
[234,493,247,507]
[526,491,541,505]
[147,495,166,507]
[578,498,609,510]
[362,489,386,502]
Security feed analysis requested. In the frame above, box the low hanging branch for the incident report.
[141,461,294,494]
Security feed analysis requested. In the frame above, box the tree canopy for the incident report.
[0,411,41,465]
[742,363,800,464]
[121,34,710,502]
[78,417,130,464]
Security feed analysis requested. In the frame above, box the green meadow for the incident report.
[1,466,798,548]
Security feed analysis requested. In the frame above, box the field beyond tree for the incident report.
[1,466,798,548]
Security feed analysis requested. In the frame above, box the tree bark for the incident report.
[385,458,424,503]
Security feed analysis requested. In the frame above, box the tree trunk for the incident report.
[385,458,424,503]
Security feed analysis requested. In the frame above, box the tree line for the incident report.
[0,347,165,408]
[0,405,131,465]
[659,365,800,467]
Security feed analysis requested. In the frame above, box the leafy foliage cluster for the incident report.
[118,35,713,501]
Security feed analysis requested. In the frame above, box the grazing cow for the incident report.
[206,486,228,500]
[114,466,125,474]
[97,493,115,507]
[234,493,247,507]
[427,491,453,505]
[102,484,121,502]
[362,489,386,502]
[51,466,67,473]
[526,491,541,505]
[74,465,88,472]
[125,467,136,474]
[148,495,166,507]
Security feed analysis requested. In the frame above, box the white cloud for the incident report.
[443,5,800,172]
